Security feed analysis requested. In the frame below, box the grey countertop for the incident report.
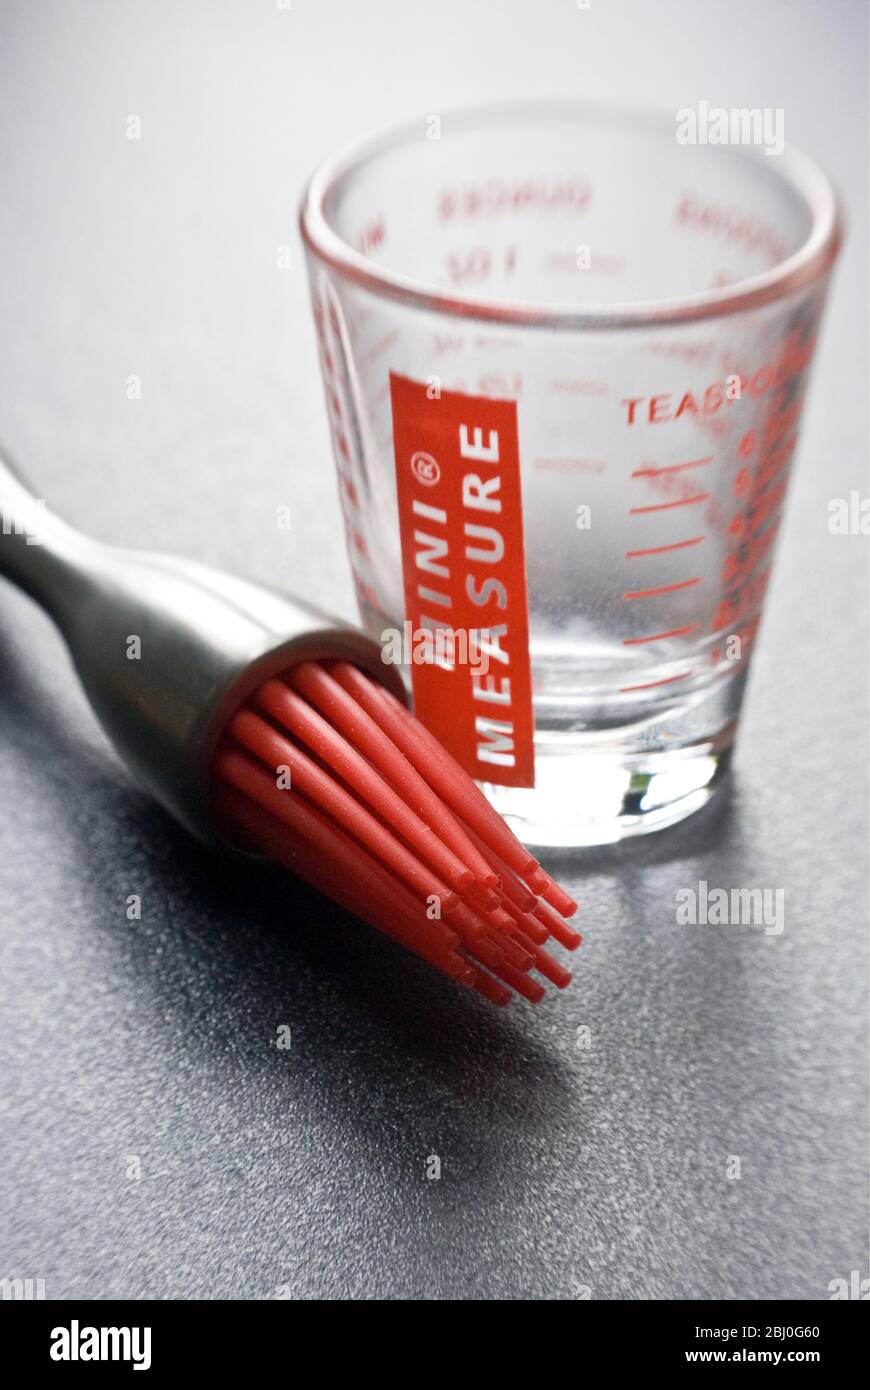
[0,0,867,1300]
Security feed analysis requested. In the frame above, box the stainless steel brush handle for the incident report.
[0,446,404,843]
[0,448,99,623]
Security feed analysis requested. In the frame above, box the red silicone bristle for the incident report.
[526,868,578,919]
[441,900,510,958]
[494,962,547,1004]
[361,681,531,865]
[214,766,478,987]
[495,894,550,945]
[488,929,535,973]
[463,934,506,971]
[352,671,540,879]
[470,970,513,1008]
[527,941,573,990]
[460,823,538,913]
[485,905,517,933]
[213,782,467,980]
[290,662,498,889]
[327,661,502,888]
[210,661,581,1006]
[227,707,459,914]
[531,895,583,951]
[254,679,475,896]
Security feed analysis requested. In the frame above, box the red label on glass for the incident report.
[390,373,535,788]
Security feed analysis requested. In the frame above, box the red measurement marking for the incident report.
[619,671,694,693]
[624,577,701,601]
[338,474,359,508]
[365,330,399,364]
[630,493,710,514]
[623,624,700,645]
[631,456,713,478]
[625,536,705,558]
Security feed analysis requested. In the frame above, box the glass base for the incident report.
[481,728,734,848]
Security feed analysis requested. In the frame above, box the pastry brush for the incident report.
[0,447,579,1005]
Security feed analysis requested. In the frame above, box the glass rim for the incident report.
[299,100,843,331]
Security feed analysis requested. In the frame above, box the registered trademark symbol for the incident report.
[411,451,440,486]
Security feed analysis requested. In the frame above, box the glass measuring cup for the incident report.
[300,103,842,847]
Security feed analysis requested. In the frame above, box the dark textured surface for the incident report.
[0,0,867,1300]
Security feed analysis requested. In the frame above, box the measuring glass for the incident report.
[300,103,841,846]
